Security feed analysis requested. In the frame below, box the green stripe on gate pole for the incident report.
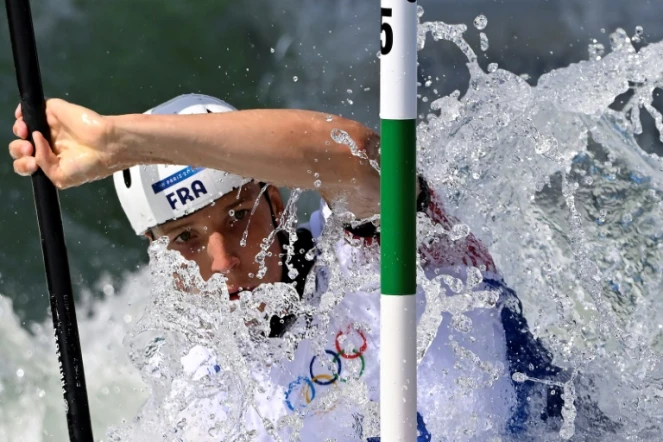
[380,0,418,440]
[381,118,417,295]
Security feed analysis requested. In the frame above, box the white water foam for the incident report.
[0,270,149,441]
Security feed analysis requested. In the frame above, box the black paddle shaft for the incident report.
[4,0,93,440]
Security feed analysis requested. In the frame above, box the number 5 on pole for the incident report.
[380,0,418,441]
[381,8,393,55]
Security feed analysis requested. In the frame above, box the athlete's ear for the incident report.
[266,185,285,224]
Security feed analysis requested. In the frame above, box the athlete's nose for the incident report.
[207,232,240,275]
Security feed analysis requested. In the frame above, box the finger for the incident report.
[14,102,22,120]
[13,157,38,176]
[12,118,28,139]
[46,98,67,118]
[9,139,34,159]
[32,131,62,185]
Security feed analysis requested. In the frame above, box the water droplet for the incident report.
[487,63,498,73]
[416,5,424,18]
[314,180,322,188]
[346,89,353,94]
[632,25,644,43]
[451,314,473,333]
[325,115,333,122]
[292,76,299,82]
[480,32,489,51]
[16,368,24,378]
[588,39,605,60]
[473,14,488,30]
[270,47,275,53]
[609,28,631,51]
[512,372,527,383]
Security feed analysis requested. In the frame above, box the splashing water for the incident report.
[106,13,663,439]
[416,7,663,440]
[331,128,381,173]
[3,8,663,442]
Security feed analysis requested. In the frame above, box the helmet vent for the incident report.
[122,169,132,188]
[206,108,213,113]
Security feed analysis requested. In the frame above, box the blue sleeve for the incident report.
[491,278,619,437]
[485,278,564,433]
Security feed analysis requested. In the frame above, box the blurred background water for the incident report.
[0,0,662,439]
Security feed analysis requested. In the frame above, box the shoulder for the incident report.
[419,178,498,273]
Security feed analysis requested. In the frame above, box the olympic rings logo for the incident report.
[285,325,369,412]
[335,326,367,359]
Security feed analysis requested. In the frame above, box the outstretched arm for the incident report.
[107,109,381,218]
[10,99,380,218]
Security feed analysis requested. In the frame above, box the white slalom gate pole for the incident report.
[380,0,418,441]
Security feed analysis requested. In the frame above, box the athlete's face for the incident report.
[151,182,285,300]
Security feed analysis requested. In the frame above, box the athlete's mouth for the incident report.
[227,285,256,301]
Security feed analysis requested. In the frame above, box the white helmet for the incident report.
[113,94,251,235]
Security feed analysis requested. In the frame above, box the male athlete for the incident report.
[10,94,568,440]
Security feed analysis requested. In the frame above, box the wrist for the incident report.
[104,114,131,168]
[105,114,155,169]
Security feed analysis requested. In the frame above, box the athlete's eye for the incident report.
[174,230,193,244]
[233,209,249,221]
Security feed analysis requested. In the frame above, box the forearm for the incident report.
[108,109,379,195]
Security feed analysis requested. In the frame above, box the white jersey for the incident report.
[176,199,518,441]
